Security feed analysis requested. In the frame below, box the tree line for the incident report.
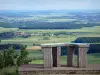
[0,21,100,29]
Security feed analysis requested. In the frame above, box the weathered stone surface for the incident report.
[43,47,53,68]
[41,43,89,68]
[78,47,88,68]
[38,43,89,68]
[19,70,100,75]
[19,64,100,75]
[41,43,89,48]
[57,46,61,67]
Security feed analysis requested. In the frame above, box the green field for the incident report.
[0,27,18,33]
[0,26,100,64]
[1,26,100,47]
[28,50,100,64]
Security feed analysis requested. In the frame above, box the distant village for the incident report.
[0,31,54,39]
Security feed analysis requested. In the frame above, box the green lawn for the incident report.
[30,53,100,64]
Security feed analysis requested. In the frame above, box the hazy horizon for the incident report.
[0,0,100,10]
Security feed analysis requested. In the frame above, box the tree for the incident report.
[0,45,29,69]
[0,46,17,69]
[16,45,29,66]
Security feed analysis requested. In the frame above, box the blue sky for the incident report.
[0,0,100,10]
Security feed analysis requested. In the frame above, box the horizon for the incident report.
[0,9,100,11]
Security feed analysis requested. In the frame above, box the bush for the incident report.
[16,45,29,66]
[0,45,29,69]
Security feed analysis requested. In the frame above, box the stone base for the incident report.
[19,64,100,75]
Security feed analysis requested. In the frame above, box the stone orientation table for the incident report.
[41,43,89,68]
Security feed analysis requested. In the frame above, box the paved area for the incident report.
[19,64,100,71]
[19,64,100,75]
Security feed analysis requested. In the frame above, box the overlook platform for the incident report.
[19,64,100,75]
[41,43,89,68]
[18,43,100,75]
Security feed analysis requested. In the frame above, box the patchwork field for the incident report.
[0,26,100,64]
[1,26,100,47]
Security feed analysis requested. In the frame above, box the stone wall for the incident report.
[19,70,100,75]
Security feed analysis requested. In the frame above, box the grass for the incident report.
[30,60,43,64]
[27,50,43,61]
[0,28,18,33]
[29,51,100,64]
[87,53,100,64]
[0,26,100,65]
[1,26,100,48]
[0,66,18,75]
[1,26,100,44]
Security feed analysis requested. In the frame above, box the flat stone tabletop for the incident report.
[41,43,89,47]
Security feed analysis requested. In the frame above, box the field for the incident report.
[1,10,100,29]
[1,26,100,47]
[0,10,100,75]
[0,26,100,64]
[28,50,100,64]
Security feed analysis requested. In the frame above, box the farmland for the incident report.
[0,26,100,64]
[0,10,100,75]
[0,10,100,29]
[0,10,100,65]
[1,26,100,47]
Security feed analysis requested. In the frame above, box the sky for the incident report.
[0,0,100,10]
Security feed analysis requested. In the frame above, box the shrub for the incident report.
[0,45,29,69]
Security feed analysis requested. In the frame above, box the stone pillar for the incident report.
[77,47,88,68]
[43,47,53,68]
[57,46,61,67]
[67,46,74,67]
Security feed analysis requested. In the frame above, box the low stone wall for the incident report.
[19,70,100,75]
[19,64,100,75]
